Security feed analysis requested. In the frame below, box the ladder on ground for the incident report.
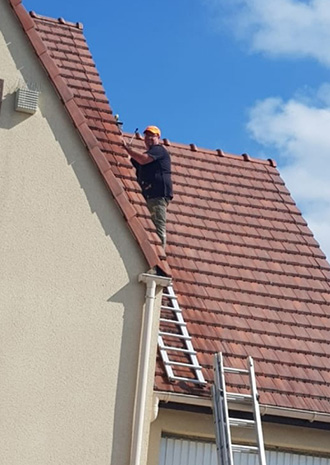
[211,352,267,465]
[158,285,206,385]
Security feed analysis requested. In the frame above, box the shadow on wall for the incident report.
[0,89,34,130]
[2,14,149,465]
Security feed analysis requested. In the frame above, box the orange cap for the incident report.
[143,125,161,137]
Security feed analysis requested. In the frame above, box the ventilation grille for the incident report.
[15,88,39,114]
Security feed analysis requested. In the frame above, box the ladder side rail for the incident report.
[219,353,234,465]
[157,335,176,380]
[213,360,229,465]
[212,384,227,465]
[214,353,235,465]
[183,347,206,383]
[248,357,267,465]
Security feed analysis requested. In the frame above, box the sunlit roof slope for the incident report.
[10,0,330,416]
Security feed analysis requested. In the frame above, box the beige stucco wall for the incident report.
[0,2,161,464]
[148,405,330,464]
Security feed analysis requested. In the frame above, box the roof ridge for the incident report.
[123,131,277,167]
[29,10,83,29]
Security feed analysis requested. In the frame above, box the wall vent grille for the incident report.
[15,88,39,114]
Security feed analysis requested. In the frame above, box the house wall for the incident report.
[148,406,330,465]
[0,2,159,465]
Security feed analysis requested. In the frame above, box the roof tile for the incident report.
[15,3,330,414]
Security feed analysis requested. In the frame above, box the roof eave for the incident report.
[155,391,330,425]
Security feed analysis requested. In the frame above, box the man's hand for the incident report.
[123,138,133,155]
[123,139,153,165]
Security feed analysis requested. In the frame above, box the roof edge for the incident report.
[155,391,330,424]
[29,10,83,29]
[9,0,171,276]
[127,132,277,167]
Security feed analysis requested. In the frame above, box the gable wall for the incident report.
[0,2,157,464]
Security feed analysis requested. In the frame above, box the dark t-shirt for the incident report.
[131,144,173,200]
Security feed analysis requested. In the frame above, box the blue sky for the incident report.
[23,0,330,259]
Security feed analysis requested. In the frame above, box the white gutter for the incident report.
[156,391,330,424]
[130,273,171,465]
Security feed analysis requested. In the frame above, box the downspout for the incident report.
[130,272,171,465]
[151,395,160,423]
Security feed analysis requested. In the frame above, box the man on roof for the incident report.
[123,125,173,249]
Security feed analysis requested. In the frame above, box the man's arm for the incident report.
[123,140,153,165]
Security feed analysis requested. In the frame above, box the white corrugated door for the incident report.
[159,437,217,465]
[159,437,330,465]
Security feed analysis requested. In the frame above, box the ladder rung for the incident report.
[161,305,181,312]
[159,331,192,340]
[229,418,255,428]
[224,366,249,374]
[159,345,197,354]
[162,292,177,299]
[232,445,259,454]
[168,374,207,384]
[227,392,252,403]
[159,318,187,326]
[164,360,203,369]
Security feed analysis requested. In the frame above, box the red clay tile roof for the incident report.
[11,1,330,416]
[133,136,330,415]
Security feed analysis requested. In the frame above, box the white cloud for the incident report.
[202,0,330,257]
[208,0,330,67]
[247,88,330,259]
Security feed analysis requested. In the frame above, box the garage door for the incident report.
[159,437,330,465]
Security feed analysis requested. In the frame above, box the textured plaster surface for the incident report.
[0,2,152,464]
